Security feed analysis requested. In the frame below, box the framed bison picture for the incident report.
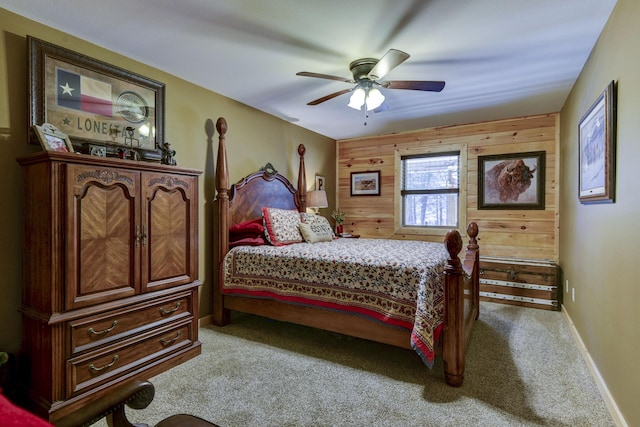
[478,151,545,210]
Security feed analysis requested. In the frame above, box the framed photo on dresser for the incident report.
[32,123,74,152]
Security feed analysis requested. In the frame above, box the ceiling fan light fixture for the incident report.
[348,84,385,111]
[298,48,445,113]
[366,87,385,110]
[348,86,365,110]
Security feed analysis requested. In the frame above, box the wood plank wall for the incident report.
[336,113,559,262]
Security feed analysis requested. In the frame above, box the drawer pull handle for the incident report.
[160,330,182,345]
[88,320,118,336]
[160,302,181,315]
[89,355,119,373]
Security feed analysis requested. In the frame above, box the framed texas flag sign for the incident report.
[28,36,165,161]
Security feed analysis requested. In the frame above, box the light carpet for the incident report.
[93,302,614,426]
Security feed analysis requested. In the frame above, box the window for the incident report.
[400,151,460,228]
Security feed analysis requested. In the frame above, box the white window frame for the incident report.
[394,144,467,237]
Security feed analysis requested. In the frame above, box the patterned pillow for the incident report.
[300,213,335,239]
[262,207,303,246]
[298,222,333,243]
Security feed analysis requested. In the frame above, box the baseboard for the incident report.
[561,305,627,427]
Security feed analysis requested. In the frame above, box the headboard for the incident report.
[228,167,301,226]
[213,117,307,260]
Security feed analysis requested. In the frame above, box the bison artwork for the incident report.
[484,158,539,204]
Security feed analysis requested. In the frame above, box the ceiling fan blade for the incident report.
[383,80,446,92]
[306,89,352,105]
[296,71,354,83]
[367,49,410,80]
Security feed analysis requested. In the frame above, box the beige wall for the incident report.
[337,114,559,261]
[560,0,639,425]
[0,9,335,353]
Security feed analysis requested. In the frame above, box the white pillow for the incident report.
[298,222,333,243]
[300,213,335,240]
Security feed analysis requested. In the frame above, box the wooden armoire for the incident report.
[17,151,202,423]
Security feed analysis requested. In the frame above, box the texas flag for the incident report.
[57,68,113,117]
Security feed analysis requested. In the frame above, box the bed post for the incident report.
[297,144,307,212]
[442,222,479,387]
[464,222,480,320]
[213,117,231,326]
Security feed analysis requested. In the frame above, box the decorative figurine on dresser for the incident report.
[17,150,202,424]
[161,142,177,165]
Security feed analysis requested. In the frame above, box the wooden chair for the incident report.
[0,381,217,427]
[55,380,219,427]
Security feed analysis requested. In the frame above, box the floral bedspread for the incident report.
[222,238,448,367]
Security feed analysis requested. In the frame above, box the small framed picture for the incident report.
[351,171,381,196]
[578,80,616,204]
[33,123,74,152]
[315,175,326,191]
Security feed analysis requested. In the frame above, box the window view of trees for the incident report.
[401,153,459,227]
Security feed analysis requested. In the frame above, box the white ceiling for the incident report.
[3,0,617,140]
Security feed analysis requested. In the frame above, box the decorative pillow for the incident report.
[298,222,333,243]
[229,235,267,248]
[300,213,335,239]
[229,218,264,235]
[262,207,303,246]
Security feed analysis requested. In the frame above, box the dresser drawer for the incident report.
[67,320,193,397]
[68,292,193,355]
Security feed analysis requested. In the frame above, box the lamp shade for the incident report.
[307,190,328,209]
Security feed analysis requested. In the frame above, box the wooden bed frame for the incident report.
[212,117,480,386]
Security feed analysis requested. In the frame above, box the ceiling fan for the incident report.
[296,49,445,115]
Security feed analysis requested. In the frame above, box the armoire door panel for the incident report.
[66,165,140,310]
[150,189,188,279]
[141,173,197,292]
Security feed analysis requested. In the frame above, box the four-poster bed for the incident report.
[212,117,480,386]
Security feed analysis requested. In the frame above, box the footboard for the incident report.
[442,222,480,387]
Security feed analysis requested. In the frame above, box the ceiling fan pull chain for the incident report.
[363,87,369,126]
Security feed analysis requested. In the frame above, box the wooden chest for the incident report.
[479,257,561,311]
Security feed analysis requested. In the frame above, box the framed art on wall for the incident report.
[350,171,380,196]
[315,175,326,191]
[578,80,616,204]
[478,151,545,210]
[28,36,165,161]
